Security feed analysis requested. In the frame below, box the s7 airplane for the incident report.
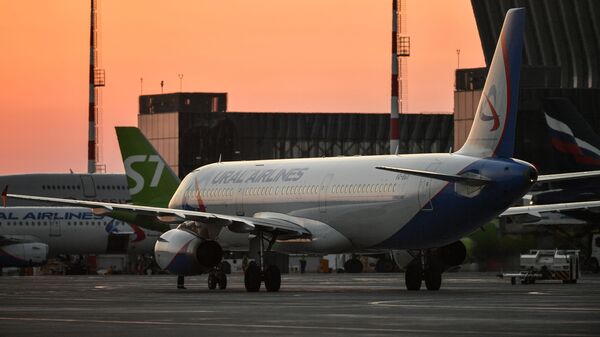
[6,8,600,291]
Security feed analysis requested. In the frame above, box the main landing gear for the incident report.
[405,250,443,291]
[244,231,281,292]
[244,261,281,292]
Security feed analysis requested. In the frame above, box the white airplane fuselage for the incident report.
[0,173,130,207]
[0,207,159,256]
[169,153,536,253]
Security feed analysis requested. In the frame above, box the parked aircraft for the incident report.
[7,8,600,291]
[0,174,129,207]
[531,98,600,221]
[0,127,169,270]
[0,207,158,268]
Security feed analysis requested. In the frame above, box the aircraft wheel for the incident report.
[207,271,217,290]
[217,271,227,290]
[244,262,261,292]
[424,268,442,290]
[263,265,281,292]
[405,264,422,291]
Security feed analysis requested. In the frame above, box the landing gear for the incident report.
[244,231,282,292]
[404,251,444,291]
[263,265,281,292]
[405,264,422,290]
[243,262,282,292]
[424,265,442,290]
[207,269,227,290]
[244,262,262,292]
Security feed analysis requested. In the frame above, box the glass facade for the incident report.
[139,93,453,178]
[139,112,179,174]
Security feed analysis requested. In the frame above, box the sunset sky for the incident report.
[0,0,484,174]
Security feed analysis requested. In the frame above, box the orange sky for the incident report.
[0,0,483,174]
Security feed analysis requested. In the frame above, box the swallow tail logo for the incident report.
[479,87,501,132]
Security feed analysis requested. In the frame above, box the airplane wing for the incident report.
[500,200,600,217]
[3,193,311,238]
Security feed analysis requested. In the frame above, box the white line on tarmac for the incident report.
[0,316,574,336]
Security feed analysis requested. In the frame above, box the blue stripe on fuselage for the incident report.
[0,249,45,267]
[376,158,534,249]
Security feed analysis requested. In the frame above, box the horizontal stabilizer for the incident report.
[376,166,491,186]
[537,170,600,183]
[501,200,600,217]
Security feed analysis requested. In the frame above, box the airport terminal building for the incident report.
[138,93,453,178]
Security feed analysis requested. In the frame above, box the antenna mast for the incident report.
[88,0,106,173]
[390,0,410,154]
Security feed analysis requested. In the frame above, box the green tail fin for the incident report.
[116,127,181,207]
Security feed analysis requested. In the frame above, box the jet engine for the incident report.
[437,240,467,267]
[154,228,223,275]
[0,242,49,267]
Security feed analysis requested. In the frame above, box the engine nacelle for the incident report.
[154,228,223,275]
[437,240,467,267]
[0,243,48,267]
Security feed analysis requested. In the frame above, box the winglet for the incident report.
[1,185,8,207]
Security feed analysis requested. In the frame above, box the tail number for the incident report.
[124,155,165,195]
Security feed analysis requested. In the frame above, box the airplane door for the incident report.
[418,163,441,211]
[319,174,334,213]
[49,220,61,237]
[235,187,245,216]
[80,175,96,198]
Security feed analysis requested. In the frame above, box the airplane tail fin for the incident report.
[116,127,181,207]
[543,98,600,170]
[456,8,525,158]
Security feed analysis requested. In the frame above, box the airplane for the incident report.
[0,129,176,271]
[0,207,159,269]
[6,8,600,291]
[0,173,130,207]
[529,97,600,221]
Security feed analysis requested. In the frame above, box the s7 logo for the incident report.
[124,155,165,195]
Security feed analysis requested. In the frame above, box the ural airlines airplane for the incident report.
[0,130,169,269]
[7,8,600,291]
[0,208,158,268]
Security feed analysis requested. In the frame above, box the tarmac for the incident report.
[0,272,599,337]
